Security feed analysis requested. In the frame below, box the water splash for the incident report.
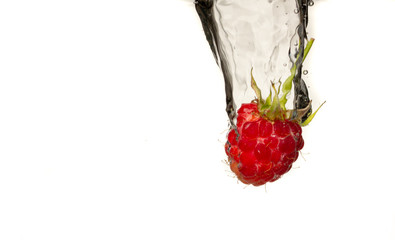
[195,0,313,126]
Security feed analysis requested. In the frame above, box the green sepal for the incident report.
[301,101,326,127]
[279,73,295,110]
[261,88,272,111]
[279,38,315,110]
[248,38,321,125]
[251,68,265,113]
[266,82,282,121]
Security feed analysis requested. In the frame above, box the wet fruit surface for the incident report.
[225,103,304,186]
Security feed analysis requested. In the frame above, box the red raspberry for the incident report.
[222,39,322,186]
[225,102,304,186]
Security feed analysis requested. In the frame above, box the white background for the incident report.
[1,0,395,239]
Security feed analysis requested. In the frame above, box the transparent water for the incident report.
[195,0,312,126]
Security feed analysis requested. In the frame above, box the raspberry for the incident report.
[225,103,304,186]
[223,38,323,186]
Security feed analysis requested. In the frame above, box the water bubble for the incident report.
[303,70,308,75]
[294,41,298,46]
[294,9,299,14]
[308,1,314,6]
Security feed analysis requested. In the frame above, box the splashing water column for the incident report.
[195,0,313,125]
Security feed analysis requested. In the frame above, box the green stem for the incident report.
[302,38,315,62]
[279,38,315,110]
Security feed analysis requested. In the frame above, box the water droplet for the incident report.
[303,70,308,75]
[294,42,298,46]
[294,9,299,14]
[308,1,314,6]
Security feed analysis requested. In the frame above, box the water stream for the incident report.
[195,0,313,126]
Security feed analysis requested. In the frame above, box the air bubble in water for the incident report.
[308,1,314,6]
[294,9,299,14]
[303,70,308,75]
